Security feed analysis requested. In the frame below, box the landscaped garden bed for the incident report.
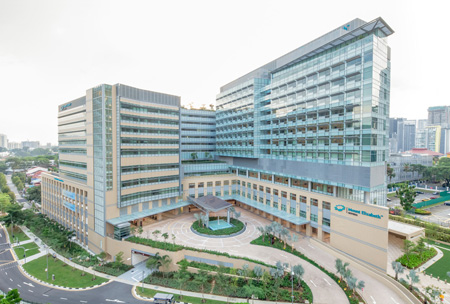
[136,287,243,304]
[251,234,363,304]
[423,240,450,279]
[8,226,30,243]
[144,262,313,303]
[23,255,108,288]
[191,217,244,236]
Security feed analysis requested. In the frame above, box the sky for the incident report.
[0,0,448,145]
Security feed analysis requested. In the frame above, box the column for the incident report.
[333,186,337,197]
[308,181,311,192]
[306,225,312,237]
[364,191,370,204]
[227,209,230,224]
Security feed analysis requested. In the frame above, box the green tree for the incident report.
[137,226,143,237]
[113,251,124,269]
[335,258,350,281]
[194,269,209,302]
[0,161,7,174]
[403,240,415,263]
[253,265,263,281]
[396,184,416,211]
[26,186,41,203]
[174,261,190,300]
[0,288,21,303]
[152,230,161,241]
[415,238,427,260]
[162,232,169,243]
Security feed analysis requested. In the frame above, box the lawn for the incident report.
[191,217,244,236]
[424,240,450,279]
[136,287,242,304]
[23,255,108,288]
[13,242,40,260]
[8,226,30,243]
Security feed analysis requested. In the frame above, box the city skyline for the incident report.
[1,0,449,145]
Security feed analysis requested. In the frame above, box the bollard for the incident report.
[52,274,55,281]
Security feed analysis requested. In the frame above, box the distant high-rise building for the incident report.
[415,119,428,149]
[21,141,40,149]
[425,125,441,153]
[428,106,450,128]
[0,134,7,149]
[389,118,415,152]
[7,142,22,150]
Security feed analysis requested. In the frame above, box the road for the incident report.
[0,226,147,304]
[6,174,31,209]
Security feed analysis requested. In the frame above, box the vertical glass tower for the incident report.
[216,18,393,206]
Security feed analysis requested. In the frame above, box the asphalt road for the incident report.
[6,174,30,208]
[0,226,147,304]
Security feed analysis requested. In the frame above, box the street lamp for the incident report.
[291,270,294,304]
[142,270,145,292]
[45,246,52,280]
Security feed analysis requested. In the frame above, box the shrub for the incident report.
[396,248,437,269]
[415,209,431,215]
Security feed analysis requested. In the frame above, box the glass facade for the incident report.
[216,19,392,205]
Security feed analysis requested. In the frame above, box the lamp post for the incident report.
[141,270,144,292]
[45,246,51,280]
[291,270,294,304]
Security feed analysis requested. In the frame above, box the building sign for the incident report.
[63,200,76,212]
[334,204,383,219]
[343,24,350,31]
[63,190,76,200]
[60,102,72,111]
[54,178,64,183]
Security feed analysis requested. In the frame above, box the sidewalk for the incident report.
[16,225,284,304]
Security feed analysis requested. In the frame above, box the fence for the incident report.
[413,191,450,209]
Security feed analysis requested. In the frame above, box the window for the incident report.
[322,201,331,210]
[273,202,278,208]
[189,183,195,189]
[290,207,296,215]
[323,218,331,227]
[310,198,318,207]
[300,196,307,203]
[290,193,297,201]
[266,187,271,194]
[207,182,213,187]
[198,182,204,188]
[259,185,264,191]
[266,199,271,205]
[310,214,318,222]
[224,180,229,185]
[300,210,307,218]
[273,189,279,196]
[215,181,221,186]
[281,191,287,198]
[253,184,257,190]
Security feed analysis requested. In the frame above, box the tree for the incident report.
[194,213,202,226]
[175,261,191,300]
[290,233,299,252]
[403,240,415,263]
[26,186,41,203]
[387,164,396,183]
[406,269,420,291]
[335,258,350,281]
[270,261,287,303]
[113,251,124,269]
[0,288,21,304]
[292,264,305,288]
[162,232,169,243]
[253,266,263,281]
[415,238,426,260]
[257,226,266,242]
[194,269,209,302]
[130,226,137,236]
[137,226,144,237]
[152,230,161,241]
[238,263,250,280]
[396,184,416,211]
[171,233,176,247]
[280,227,289,249]
[391,261,404,280]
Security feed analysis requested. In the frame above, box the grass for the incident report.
[13,242,40,260]
[136,287,239,304]
[8,226,30,243]
[23,255,108,288]
[388,192,397,198]
[424,240,450,279]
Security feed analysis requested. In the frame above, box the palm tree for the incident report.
[387,164,396,183]
[290,233,299,252]
[391,261,404,281]
[280,227,289,249]
[257,226,266,242]
[335,258,350,281]
[292,264,304,288]
[406,269,420,291]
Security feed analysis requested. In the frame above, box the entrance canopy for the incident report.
[388,220,425,241]
[188,195,233,213]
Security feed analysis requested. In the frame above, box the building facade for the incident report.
[388,153,432,183]
[42,17,393,272]
[428,106,450,128]
[0,134,7,149]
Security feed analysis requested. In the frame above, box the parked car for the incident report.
[416,191,424,194]
[445,201,450,206]
[433,191,439,195]
[422,198,430,202]
[430,196,437,199]
[387,198,391,201]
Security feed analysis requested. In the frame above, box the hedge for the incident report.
[126,237,275,269]
[415,209,431,215]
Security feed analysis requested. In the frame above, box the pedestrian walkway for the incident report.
[417,245,444,272]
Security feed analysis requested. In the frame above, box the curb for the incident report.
[18,263,110,291]
[190,224,246,238]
